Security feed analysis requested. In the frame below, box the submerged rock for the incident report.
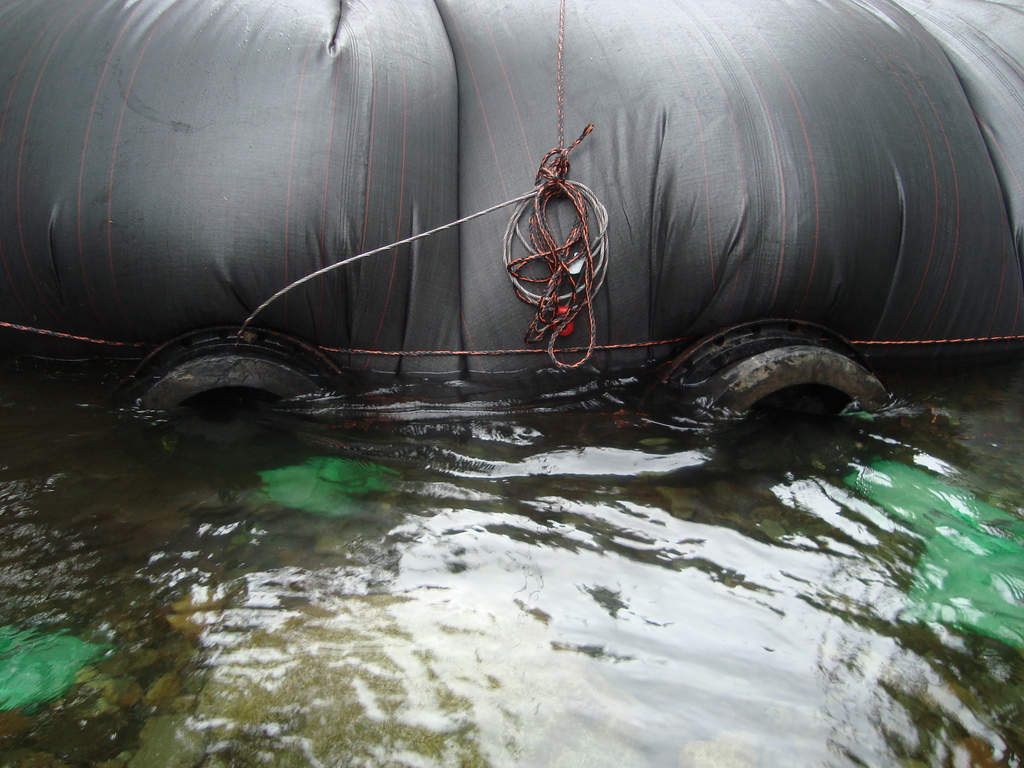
[127,715,205,768]
[191,591,646,767]
[679,733,758,768]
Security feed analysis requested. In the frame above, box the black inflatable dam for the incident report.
[2,0,1023,415]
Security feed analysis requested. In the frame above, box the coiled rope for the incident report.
[241,0,609,371]
[502,124,608,368]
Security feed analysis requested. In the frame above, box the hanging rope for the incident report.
[502,125,608,368]
[502,0,609,369]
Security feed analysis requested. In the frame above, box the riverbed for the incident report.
[1,356,1022,767]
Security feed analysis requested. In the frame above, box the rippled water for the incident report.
[1,357,1023,767]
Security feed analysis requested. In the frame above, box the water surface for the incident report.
[1,357,1023,767]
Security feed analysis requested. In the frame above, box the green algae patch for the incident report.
[258,456,398,517]
[0,626,108,711]
[845,460,1024,647]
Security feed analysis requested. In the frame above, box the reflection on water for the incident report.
[1,357,1023,766]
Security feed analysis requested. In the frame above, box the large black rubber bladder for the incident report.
[1,0,1023,412]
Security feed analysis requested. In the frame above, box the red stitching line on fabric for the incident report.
[449,10,509,198]
[765,42,819,314]
[17,1,94,326]
[474,0,533,166]
[887,43,961,338]
[108,9,172,335]
[867,35,939,340]
[732,24,787,312]
[366,33,408,359]
[2,11,60,321]
[79,1,140,332]
[284,30,320,321]
[318,40,343,332]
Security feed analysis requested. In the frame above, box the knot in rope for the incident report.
[535,123,591,184]
[503,124,608,369]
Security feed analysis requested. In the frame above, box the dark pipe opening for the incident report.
[750,383,853,415]
[179,386,282,414]
[165,386,289,444]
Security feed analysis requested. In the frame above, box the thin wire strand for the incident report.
[238,190,535,335]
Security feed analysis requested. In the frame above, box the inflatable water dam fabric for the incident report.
[1,0,1024,407]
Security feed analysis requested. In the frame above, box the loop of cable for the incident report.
[502,126,608,368]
